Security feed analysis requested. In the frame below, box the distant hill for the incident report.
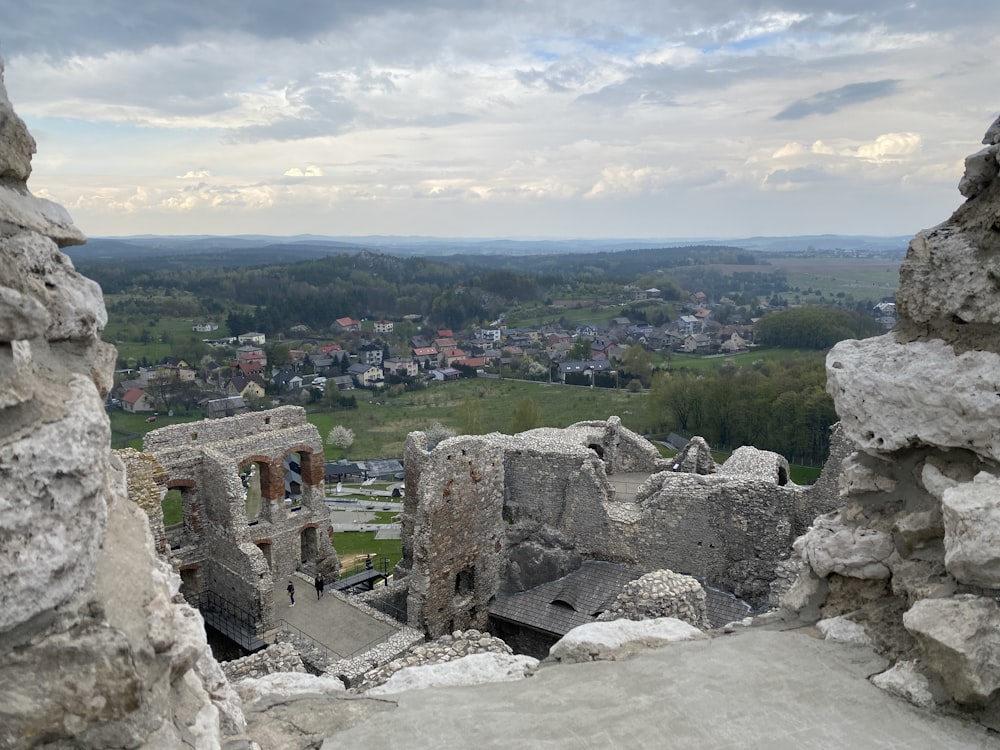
[66,233,911,265]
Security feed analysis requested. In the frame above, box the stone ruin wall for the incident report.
[401,433,507,638]
[0,60,245,749]
[401,415,841,636]
[142,406,336,625]
[775,113,1000,725]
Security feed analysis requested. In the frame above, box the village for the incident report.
[114,285,761,418]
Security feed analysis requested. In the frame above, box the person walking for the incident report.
[287,580,295,607]
[314,572,325,599]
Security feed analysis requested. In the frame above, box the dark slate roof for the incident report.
[489,560,757,635]
[358,458,404,477]
[489,561,643,637]
[698,580,756,628]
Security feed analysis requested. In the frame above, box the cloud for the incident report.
[855,132,921,162]
[5,3,999,238]
[764,166,837,189]
[774,79,901,120]
[283,165,324,177]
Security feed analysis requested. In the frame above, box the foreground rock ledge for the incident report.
[314,630,993,750]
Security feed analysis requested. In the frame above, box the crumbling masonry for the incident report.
[141,406,336,630]
[396,416,841,638]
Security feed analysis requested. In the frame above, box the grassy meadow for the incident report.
[311,377,647,459]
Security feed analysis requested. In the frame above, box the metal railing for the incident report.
[188,589,264,652]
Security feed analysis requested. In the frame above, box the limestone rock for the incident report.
[871,661,936,709]
[816,616,871,645]
[366,652,538,696]
[548,617,707,663]
[0,59,240,749]
[235,672,347,707]
[0,375,109,631]
[942,472,1000,587]
[958,145,1000,198]
[827,337,1000,462]
[0,59,33,181]
[839,452,896,495]
[903,597,1000,705]
[893,508,943,556]
[795,513,894,579]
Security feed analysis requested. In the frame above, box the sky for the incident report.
[2,1,998,240]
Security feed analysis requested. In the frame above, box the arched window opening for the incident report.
[256,541,273,570]
[284,451,304,507]
[161,488,183,528]
[455,568,475,595]
[300,527,318,563]
[241,462,264,523]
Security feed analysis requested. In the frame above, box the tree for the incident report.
[327,425,355,459]
[424,421,456,449]
[569,337,592,361]
[620,344,653,387]
[510,397,541,433]
[269,343,292,370]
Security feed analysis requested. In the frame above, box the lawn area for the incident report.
[109,408,206,450]
[333,530,402,577]
[102,296,228,365]
[311,377,648,459]
[666,348,820,373]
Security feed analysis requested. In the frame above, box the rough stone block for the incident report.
[795,513,894,580]
[903,596,1000,705]
[827,337,1000,462]
[942,472,1000,587]
[548,617,707,663]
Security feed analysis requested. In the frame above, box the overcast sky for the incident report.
[2,2,998,240]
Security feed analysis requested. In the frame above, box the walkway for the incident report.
[274,575,399,659]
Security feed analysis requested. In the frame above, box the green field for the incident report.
[108,377,645,458]
[666,347,822,373]
[311,378,647,459]
[333,531,402,577]
[766,256,900,303]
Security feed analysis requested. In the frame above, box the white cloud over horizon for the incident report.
[2,1,998,239]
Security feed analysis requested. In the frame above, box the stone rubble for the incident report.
[597,569,711,630]
[353,629,517,693]
[222,642,306,682]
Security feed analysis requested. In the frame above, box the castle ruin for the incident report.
[395,416,841,638]
[141,407,336,630]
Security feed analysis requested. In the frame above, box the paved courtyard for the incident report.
[274,575,398,659]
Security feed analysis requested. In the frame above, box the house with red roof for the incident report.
[334,317,361,332]
[122,387,154,413]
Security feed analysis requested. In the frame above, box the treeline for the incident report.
[435,245,764,281]
[646,356,836,465]
[77,250,554,331]
[754,307,882,349]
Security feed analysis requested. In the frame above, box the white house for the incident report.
[237,331,267,346]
